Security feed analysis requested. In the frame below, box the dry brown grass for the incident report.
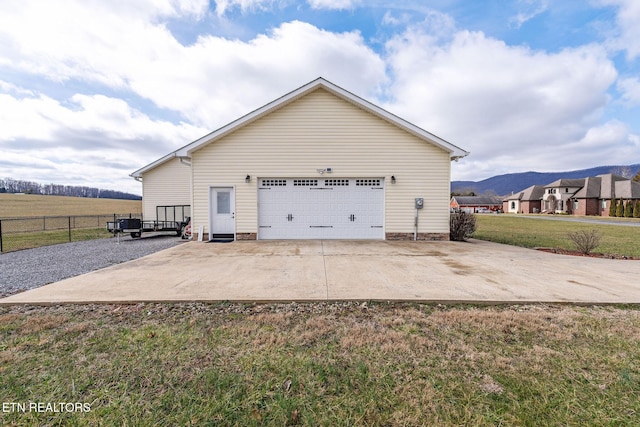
[0,193,141,218]
[1,302,638,425]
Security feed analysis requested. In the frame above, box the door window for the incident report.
[217,191,231,214]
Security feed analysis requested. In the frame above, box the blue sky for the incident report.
[1,0,639,195]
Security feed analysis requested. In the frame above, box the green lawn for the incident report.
[474,214,640,258]
[1,303,639,426]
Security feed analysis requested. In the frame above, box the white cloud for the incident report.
[384,21,620,179]
[0,0,385,126]
[617,77,640,106]
[598,0,640,60]
[212,0,279,16]
[0,1,195,87]
[0,90,207,194]
[565,120,640,166]
[109,20,386,128]
[307,0,361,10]
[0,92,204,150]
[212,0,362,15]
[509,0,548,28]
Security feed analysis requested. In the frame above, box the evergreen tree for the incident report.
[609,198,617,216]
[625,200,634,217]
[634,201,640,218]
[616,199,625,217]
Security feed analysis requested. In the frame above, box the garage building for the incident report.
[131,78,469,241]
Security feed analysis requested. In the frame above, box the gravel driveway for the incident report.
[0,235,185,297]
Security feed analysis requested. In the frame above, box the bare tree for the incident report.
[610,166,633,179]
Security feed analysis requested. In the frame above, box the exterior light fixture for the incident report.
[391,175,396,184]
[245,175,251,183]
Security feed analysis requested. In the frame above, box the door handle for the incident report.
[232,213,235,219]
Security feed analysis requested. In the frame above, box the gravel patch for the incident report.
[0,235,185,298]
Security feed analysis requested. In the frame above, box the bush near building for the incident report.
[450,211,477,241]
[625,200,634,218]
[610,197,617,216]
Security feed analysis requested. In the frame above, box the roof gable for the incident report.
[504,185,545,201]
[132,78,468,178]
[545,178,585,188]
[573,176,601,199]
[176,78,468,158]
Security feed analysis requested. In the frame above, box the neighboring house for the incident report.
[450,195,503,213]
[503,185,545,214]
[504,174,640,216]
[131,78,469,241]
[573,174,640,216]
[541,179,585,213]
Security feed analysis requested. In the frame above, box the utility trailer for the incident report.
[107,205,191,239]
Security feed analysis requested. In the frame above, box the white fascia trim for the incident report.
[130,152,177,178]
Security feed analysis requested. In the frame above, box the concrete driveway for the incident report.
[2,239,640,305]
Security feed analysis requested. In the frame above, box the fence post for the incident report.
[68,216,72,242]
[0,219,3,253]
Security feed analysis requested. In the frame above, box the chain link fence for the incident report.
[0,213,141,253]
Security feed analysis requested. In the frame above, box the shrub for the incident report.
[624,200,634,218]
[567,229,602,255]
[616,199,624,217]
[450,211,477,241]
[609,198,617,217]
[634,201,640,218]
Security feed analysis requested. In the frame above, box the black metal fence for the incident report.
[0,213,141,253]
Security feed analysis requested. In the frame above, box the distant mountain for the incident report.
[452,164,640,196]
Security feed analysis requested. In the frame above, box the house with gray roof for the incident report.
[504,174,640,216]
[503,185,545,213]
[450,195,503,213]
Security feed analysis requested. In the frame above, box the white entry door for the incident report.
[210,187,235,239]
[258,178,384,239]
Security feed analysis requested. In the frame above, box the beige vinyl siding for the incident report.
[191,87,451,236]
[141,158,191,220]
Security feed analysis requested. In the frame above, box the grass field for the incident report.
[0,194,142,252]
[475,214,640,258]
[0,302,638,425]
[0,193,141,218]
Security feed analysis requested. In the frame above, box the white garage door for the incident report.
[258,178,384,239]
